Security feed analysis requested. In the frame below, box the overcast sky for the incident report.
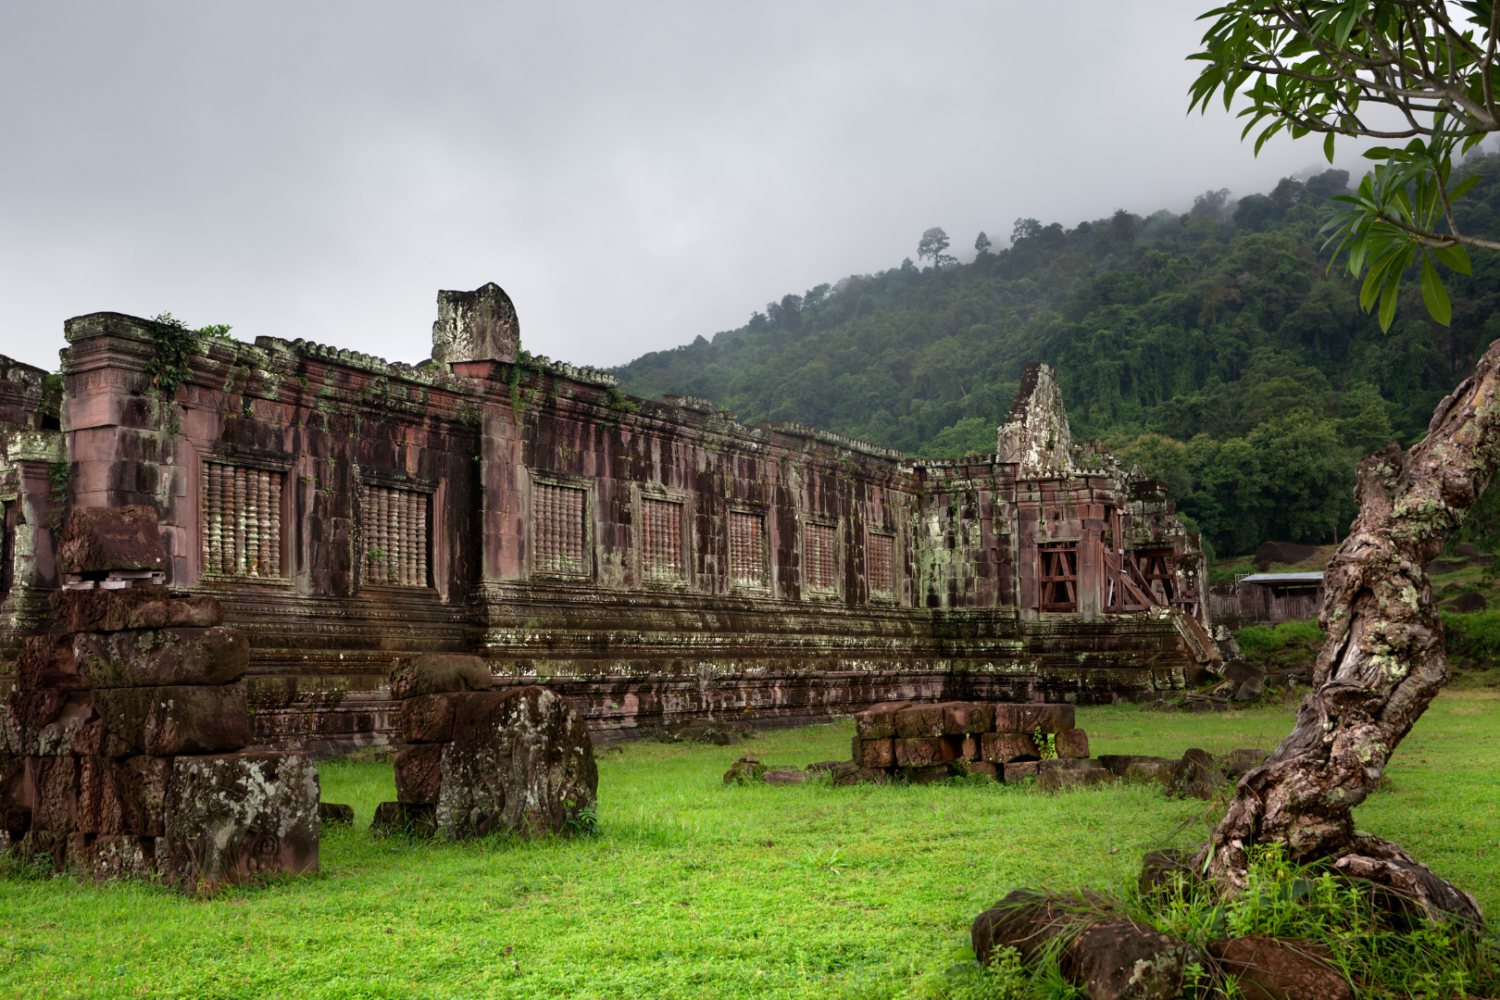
[1,2,1387,374]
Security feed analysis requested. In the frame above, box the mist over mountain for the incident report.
[611,155,1500,558]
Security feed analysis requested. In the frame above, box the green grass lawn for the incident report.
[4,691,1497,1000]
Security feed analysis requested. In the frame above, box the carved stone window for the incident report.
[362,484,429,587]
[534,481,587,576]
[641,497,683,582]
[868,532,895,598]
[804,522,837,594]
[201,462,283,578]
[729,511,765,588]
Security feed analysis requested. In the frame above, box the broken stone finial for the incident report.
[431,283,519,365]
[996,362,1073,477]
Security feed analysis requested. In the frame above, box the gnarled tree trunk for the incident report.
[1194,344,1500,924]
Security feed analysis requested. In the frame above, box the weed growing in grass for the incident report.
[921,945,1030,1000]
[0,851,56,882]
[1138,844,1498,999]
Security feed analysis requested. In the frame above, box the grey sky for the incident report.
[1,2,1380,374]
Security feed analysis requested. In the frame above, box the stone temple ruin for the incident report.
[1,282,1216,766]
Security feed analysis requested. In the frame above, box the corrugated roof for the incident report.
[1240,572,1324,584]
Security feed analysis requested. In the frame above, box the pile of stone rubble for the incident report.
[1,507,318,887]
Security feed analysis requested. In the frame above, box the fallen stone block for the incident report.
[1234,676,1266,701]
[982,732,1038,764]
[967,761,999,781]
[856,737,894,769]
[388,653,493,700]
[1055,728,1090,759]
[805,760,840,774]
[830,760,888,786]
[1037,759,1114,793]
[1139,849,1201,897]
[1167,748,1221,800]
[852,701,911,740]
[1206,937,1352,1000]
[319,803,355,825]
[762,768,808,786]
[394,743,444,803]
[51,586,223,633]
[160,751,320,887]
[908,764,952,784]
[56,505,167,575]
[723,755,766,785]
[993,703,1075,734]
[435,686,598,839]
[972,888,1200,999]
[371,800,438,836]
[1096,754,1177,778]
[72,627,249,687]
[1223,657,1263,686]
[1003,761,1038,783]
[1123,761,1176,786]
[942,702,993,735]
[894,736,957,768]
[893,704,946,738]
[17,634,85,691]
[94,685,251,756]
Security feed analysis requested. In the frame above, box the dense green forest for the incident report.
[610,153,1500,559]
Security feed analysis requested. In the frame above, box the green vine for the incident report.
[48,461,70,530]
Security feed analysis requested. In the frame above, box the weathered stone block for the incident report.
[981,732,1038,764]
[1003,761,1038,783]
[1124,761,1176,786]
[909,764,952,784]
[3,689,69,753]
[160,752,320,887]
[371,801,438,837]
[967,761,999,781]
[893,704,946,738]
[1055,728,1089,759]
[120,755,171,836]
[993,703,1075,734]
[0,753,31,829]
[830,760,888,786]
[723,756,766,785]
[1167,748,1222,800]
[857,738,895,769]
[399,692,462,743]
[78,755,126,834]
[853,701,911,740]
[960,735,980,760]
[389,654,493,700]
[73,627,249,688]
[894,736,957,768]
[17,634,85,691]
[942,702,993,735]
[1037,761,1114,793]
[56,505,167,575]
[762,768,808,786]
[395,743,444,803]
[435,686,598,839]
[1097,754,1177,778]
[94,685,251,756]
[1207,937,1352,1000]
[84,834,157,881]
[29,755,81,830]
[51,585,223,633]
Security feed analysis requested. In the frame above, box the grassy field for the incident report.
[3,691,1497,1000]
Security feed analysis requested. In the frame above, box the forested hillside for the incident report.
[610,153,1500,558]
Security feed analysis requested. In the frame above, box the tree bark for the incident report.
[1194,343,1500,924]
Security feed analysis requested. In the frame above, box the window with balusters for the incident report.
[533,481,588,576]
[361,484,430,587]
[641,496,683,582]
[804,522,837,594]
[867,532,895,598]
[729,510,765,589]
[201,463,284,578]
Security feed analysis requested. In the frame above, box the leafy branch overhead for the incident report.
[1189,1,1500,328]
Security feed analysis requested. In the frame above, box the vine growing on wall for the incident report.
[145,313,233,402]
[47,460,69,531]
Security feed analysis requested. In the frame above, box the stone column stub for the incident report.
[431,283,519,366]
